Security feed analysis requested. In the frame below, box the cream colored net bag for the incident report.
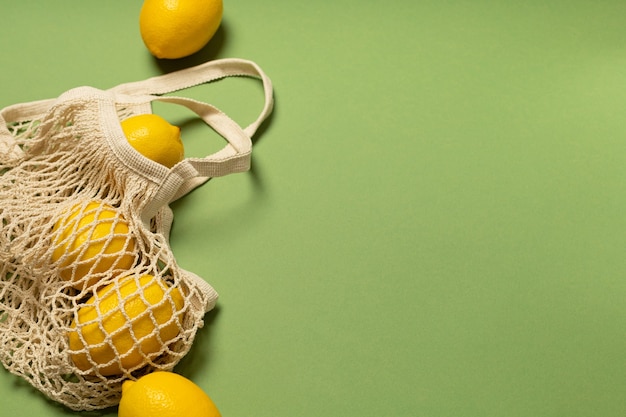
[0,58,273,411]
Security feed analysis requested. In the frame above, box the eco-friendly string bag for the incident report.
[0,58,273,411]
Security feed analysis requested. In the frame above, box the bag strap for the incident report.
[109,59,273,222]
[109,58,273,138]
[135,94,255,223]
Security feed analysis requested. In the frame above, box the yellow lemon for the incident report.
[139,0,223,59]
[51,201,136,290]
[119,372,221,417]
[68,274,185,376]
[121,114,184,169]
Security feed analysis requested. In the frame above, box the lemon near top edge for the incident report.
[139,0,223,59]
[119,372,221,417]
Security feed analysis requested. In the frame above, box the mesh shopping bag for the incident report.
[0,58,273,411]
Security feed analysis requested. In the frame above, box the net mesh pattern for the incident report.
[0,92,215,411]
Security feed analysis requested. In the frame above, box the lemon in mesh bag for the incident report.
[68,274,185,376]
[51,200,137,290]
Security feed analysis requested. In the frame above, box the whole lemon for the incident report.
[121,114,184,169]
[51,201,136,290]
[139,0,223,59]
[68,274,185,376]
[119,372,221,417]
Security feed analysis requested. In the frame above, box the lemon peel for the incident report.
[139,0,223,59]
[68,275,184,376]
[119,372,221,417]
[121,114,184,169]
[51,200,136,290]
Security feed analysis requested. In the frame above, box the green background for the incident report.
[2,1,626,416]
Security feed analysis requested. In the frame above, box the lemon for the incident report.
[119,372,221,417]
[68,274,185,376]
[51,201,136,290]
[139,0,223,59]
[121,114,184,169]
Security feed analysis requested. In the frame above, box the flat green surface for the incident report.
[2,1,626,416]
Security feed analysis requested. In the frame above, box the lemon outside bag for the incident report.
[0,58,273,411]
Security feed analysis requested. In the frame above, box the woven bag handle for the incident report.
[0,58,272,141]
[109,59,273,222]
[110,58,273,138]
[133,94,254,222]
